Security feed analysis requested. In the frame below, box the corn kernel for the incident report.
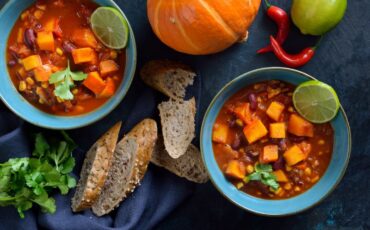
[284,183,292,190]
[56,97,64,103]
[319,151,323,156]
[257,97,262,103]
[236,182,244,189]
[34,10,44,19]
[72,88,79,95]
[304,167,312,176]
[246,165,254,174]
[38,98,45,105]
[21,11,29,20]
[243,176,250,184]
[56,48,64,56]
[41,82,49,88]
[275,188,285,196]
[19,81,27,91]
[26,77,35,85]
[294,186,301,192]
[75,106,84,113]
[36,4,46,10]
[110,50,118,59]
[286,165,292,172]
[236,119,244,127]
[318,140,325,145]
[288,106,295,112]
[311,175,320,183]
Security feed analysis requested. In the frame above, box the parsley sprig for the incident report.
[49,61,87,100]
[0,132,77,218]
[247,164,280,191]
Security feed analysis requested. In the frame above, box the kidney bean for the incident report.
[227,116,237,128]
[248,93,257,111]
[8,60,17,67]
[85,65,99,73]
[231,133,241,150]
[254,181,270,195]
[62,41,76,53]
[289,135,307,143]
[273,157,285,170]
[24,28,36,49]
[278,139,288,151]
[34,23,43,32]
[246,149,260,158]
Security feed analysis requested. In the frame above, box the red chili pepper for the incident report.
[257,0,290,54]
[270,36,316,68]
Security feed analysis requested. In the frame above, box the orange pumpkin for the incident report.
[147,0,261,55]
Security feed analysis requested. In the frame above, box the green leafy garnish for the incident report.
[247,164,280,191]
[0,132,77,218]
[49,61,87,100]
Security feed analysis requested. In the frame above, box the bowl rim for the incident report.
[200,66,352,217]
[0,0,137,130]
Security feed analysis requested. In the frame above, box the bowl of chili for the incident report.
[0,0,136,129]
[200,67,351,216]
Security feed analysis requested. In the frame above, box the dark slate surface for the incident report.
[1,0,369,229]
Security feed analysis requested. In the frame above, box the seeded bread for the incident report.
[151,136,209,183]
[92,119,158,216]
[71,122,121,212]
[140,60,196,100]
[158,98,196,159]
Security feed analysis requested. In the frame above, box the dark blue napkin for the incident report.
[0,67,201,229]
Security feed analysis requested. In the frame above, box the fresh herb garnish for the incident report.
[49,61,87,100]
[0,132,77,218]
[247,164,280,191]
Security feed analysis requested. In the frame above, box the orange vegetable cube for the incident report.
[288,114,314,137]
[297,141,312,159]
[100,60,119,76]
[283,145,306,166]
[72,29,98,48]
[98,77,116,98]
[72,48,96,64]
[225,160,246,180]
[266,101,285,121]
[83,72,106,95]
[212,123,229,144]
[17,67,27,79]
[243,119,268,144]
[34,65,52,82]
[22,55,42,71]
[260,145,279,163]
[274,170,289,182]
[270,123,286,139]
[17,28,24,43]
[233,103,253,125]
[36,31,55,51]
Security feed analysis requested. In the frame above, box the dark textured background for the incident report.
[1,0,369,229]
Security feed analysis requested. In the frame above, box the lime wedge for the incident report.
[293,80,340,124]
[91,7,129,49]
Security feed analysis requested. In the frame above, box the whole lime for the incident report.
[291,0,347,36]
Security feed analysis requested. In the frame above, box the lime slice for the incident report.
[293,80,340,124]
[91,7,129,49]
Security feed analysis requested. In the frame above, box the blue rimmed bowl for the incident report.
[0,0,136,130]
[200,67,351,216]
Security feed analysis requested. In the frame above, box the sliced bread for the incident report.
[140,60,196,100]
[92,119,158,216]
[151,136,209,184]
[71,122,121,212]
[158,98,196,159]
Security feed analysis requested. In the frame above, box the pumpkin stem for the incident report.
[264,0,271,8]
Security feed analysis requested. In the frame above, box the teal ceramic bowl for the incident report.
[201,67,351,216]
[0,0,136,130]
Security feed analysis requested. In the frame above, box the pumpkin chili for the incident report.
[212,80,334,199]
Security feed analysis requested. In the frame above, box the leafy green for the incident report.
[247,164,280,191]
[49,61,87,100]
[0,132,77,218]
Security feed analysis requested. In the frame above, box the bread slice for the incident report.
[71,122,121,212]
[140,60,196,100]
[151,136,209,183]
[158,98,196,159]
[92,119,158,216]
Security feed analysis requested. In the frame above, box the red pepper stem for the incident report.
[264,0,271,8]
[312,36,324,50]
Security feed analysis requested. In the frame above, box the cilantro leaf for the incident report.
[49,61,87,100]
[247,164,280,191]
[33,133,50,158]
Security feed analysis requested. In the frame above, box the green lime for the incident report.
[293,81,340,123]
[91,7,129,49]
[291,0,347,36]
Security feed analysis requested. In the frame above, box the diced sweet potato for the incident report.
[233,103,253,125]
[98,77,116,98]
[270,123,286,139]
[243,119,268,144]
[266,101,285,121]
[283,145,306,166]
[260,145,279,163]
[72,29,98,48]
[36,31,55,51]
[22,55,42,71]
[83,72,106,95]
[225,160,246,180]
[297,141,312,159]
[17,67,27,79]
[288,114,314,137]
[44,18,63,37]
[17,28,24,43]
[212,123,229,144]
[100,60,119,76]
[274,170,289,182]
[72,48,96,64]
[34,65,52,82]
